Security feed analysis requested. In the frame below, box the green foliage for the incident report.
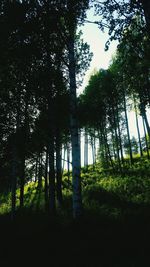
[1,157,150,223]
[80,158,150,219]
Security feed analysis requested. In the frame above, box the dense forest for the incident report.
[0,0,150,266]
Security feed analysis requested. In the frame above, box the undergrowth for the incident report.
[0,157,150,222]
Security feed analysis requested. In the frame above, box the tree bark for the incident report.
[112,105,122,170]
[123,90,133,164]
[84,128,88,170]
[116,104,124,165]
[48,135,56,214]
[142,116,150,159]
[140,102,150,139]
[11,140,17,220]
[140,0,150,33]
[68,28,82,218]
[133,97,143,157]
[67,142,71,190]
[45,147,49,211]
[56,130,63,207]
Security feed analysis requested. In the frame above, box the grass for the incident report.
[1,157,150,218]
[0,158,150,266]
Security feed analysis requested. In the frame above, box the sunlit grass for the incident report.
[0,157,150,219]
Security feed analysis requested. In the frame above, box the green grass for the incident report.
[0,159,150,266]
[0,157,150,220]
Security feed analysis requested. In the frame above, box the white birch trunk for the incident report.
[84,128,88,168]
[68,33,82,218]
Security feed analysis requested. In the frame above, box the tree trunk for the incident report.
[91,135,96,170]
[62,146,66,173]
[68,28,82,218]
[84,128,88,170]
[142,116,150,159]
[140,0,150,33]
[56,130,63,208]
[35,156,38,182]
[19,154,25,208]
[67,142,71,190]
[123,90,133,164]
[45,147,49,211]
[38,153,42,189]
[111,130,117,161]
[140,102,150,139]
[104,128,114,170]
[19,96,29,208]
[133,97,143,157]
[48,135,56,214]
[116,104,124,165]
[11,140,17,220]
[112,105,122,170]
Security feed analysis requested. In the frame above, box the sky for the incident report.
[78,8,118,95]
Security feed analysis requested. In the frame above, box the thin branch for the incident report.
[84,19,109,28]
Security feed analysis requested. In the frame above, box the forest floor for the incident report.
[0,161,150,267]
[0,207,150,267]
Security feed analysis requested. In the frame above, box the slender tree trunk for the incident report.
[48,135,56,214]
[11,91,21,218]
[142,116,150,159]
[62,146,66,173]
[56,130,63,208]
[111,130,117,161]
[91,135,95,170]
[112,105,122,170]
[35,156,38,182]
[104,128,114,170]
[19,154,25,208]
[68,27,82,218]
[123,90,133,164]
[140,0,150,33]
[133,97,143,157]
[116,104,124,165]
[98,129,105,165]
[67,142,71,190]
[45,147,49,211]
[19,96,29,208]
[11,140,17,220]
[38,153,42,189]
[84,128,88,170]
[94,132,96,164]
[140,102,150,138]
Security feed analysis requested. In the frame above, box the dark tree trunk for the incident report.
[35,156,38,182]
[111,130,117,161]
[91,134,96,170]
[84,128,88,170]
[112,105,122,170]
[140,0,150,33]
[19,154,25,208]
[62,146,66,173]
[67,142,71,190]
[133,97,143,157]
[45,147,49,211]
[48,135,56,214]
[123,90,133,164]
[142,116,150,159]
[56,130,63,208]
[11,140,17,220]
[140,102,150,139]
[19,97,29,208]
[104,128,114,170]
[38,153,43,189]
[116,104,124,165]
